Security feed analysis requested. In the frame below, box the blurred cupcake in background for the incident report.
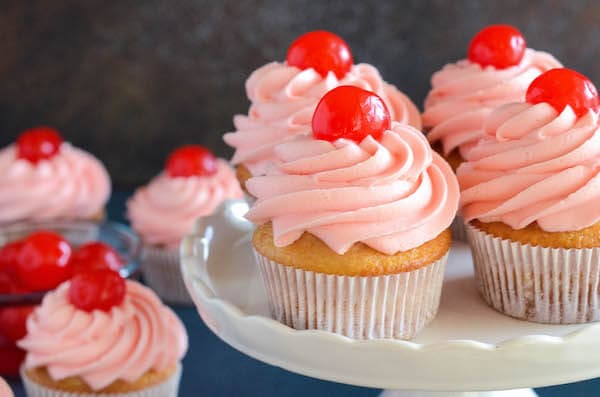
[460,68,600,324]
[422,24,561,240]
[246,86,458,339]
[224,30,421,194]
[18,273,188,397]
[0,126,111,224]
[127,145,243,304]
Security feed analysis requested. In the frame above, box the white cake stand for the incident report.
[180,201,600,397]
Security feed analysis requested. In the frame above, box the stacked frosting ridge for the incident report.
[459,103,600,231]
[0,143,110,224]
[245,122,459,255]
[424,49,561,159]
[18,280,188,391]
[224,62,421,176]
[127,159,243,247]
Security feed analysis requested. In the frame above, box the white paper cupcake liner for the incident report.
[450,214,467,242]
[466,223,600,324]
[253,249,448,340]
[141,246,192,305]
[21,364,182,397]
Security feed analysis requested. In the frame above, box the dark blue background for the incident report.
[6,192,600,396]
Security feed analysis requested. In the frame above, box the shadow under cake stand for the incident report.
[180,200,600,397]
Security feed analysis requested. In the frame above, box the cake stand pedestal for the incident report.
[180,201,600,397]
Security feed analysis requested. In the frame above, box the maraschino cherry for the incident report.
[17,126,63,164]
[72,242,124,274]
[526,68,599,117]
[468,24,526,69]
[312,86,391,143]
[165,145,218,178]
[16,231,73,292]
[69,269,126,312]
[286,30,353,79]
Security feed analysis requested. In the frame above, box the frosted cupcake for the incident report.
[422,25,561,240]
[224,30,421,193]
[18,271,188,396]
[127,145,243,304]
[459,68,600,324]
[246,86,459,339]
[0,126,111,224]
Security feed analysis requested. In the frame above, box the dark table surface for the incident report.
[7,191,600,396]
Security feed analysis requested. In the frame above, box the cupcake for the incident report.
[422,24,561,240]
[18,271,188,397]
[224,30,421,194]
[127,145,243,304]
[459,68,600,324]
[246,86,459,339]
[0,126,111,224]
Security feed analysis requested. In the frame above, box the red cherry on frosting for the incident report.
[72,242,124,274]
[165,145,218,178]
[526,68,599,117]
[312,86,391,143]
[16,231,73,292]
[286,30,353,79]
[17,126,63,164]
[468,24,526,69]
[69,269,126,312]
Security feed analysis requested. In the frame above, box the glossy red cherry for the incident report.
[165,145,218,178]
[68,269,126,312]
[526,68,599,117]
[16,126,63,164]
[72,242,124,274]
[286,30,353,79]
[0,305,34,342]
[312,86,391,143]
[468,25,526,69]
[16,231,73,292]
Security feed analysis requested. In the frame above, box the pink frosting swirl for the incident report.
[223,62,422,176]
[18,281,188,391]
[0,143,111,224]
[127,159,243,246]
[245,123,459,254]
[423,49,561,158]
[458,102,600,231]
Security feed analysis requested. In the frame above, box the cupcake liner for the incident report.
[450,214,467,242]
[141,246,192,305]
[253,249,448,340]
[466,223,600,324]
[21,364,182,397]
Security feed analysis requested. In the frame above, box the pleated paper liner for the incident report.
[254,249,448,340]
[450,214,467,242]
[141,245,192,305]
[21,364,182,397]
[466,223,600,324]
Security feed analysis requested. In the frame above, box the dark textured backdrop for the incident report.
[0,0,598,187]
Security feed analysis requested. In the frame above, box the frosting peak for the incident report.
[0,143,111,224]
[458,102,600,231]
[246,122,459,254]
[223,62,421,176]
[18,281,188,391]
[127,159,243,247]
[423,49,562,158]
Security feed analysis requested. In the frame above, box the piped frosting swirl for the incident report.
[224,62,422,176]
[424,49,561,159]
[18,281,188,391]
[458,102,600,231]
[245,122,459,255]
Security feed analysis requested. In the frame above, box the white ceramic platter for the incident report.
[180,201,600,393]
